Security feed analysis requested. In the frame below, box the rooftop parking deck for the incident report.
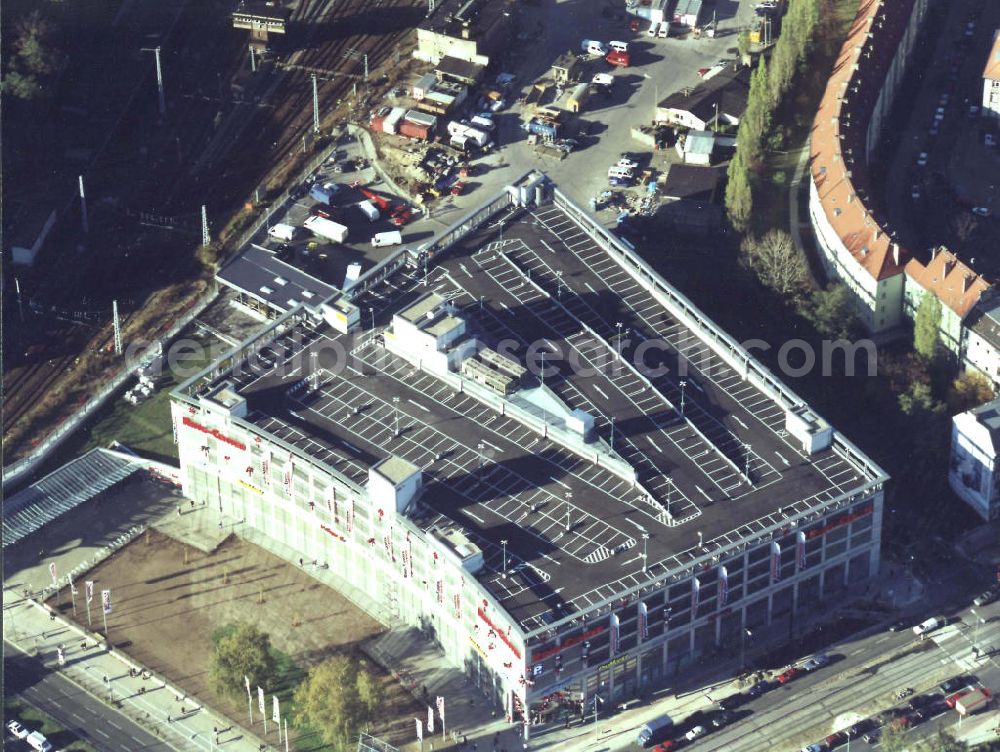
[185,196,884,631]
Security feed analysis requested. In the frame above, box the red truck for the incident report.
[955,688,991,716]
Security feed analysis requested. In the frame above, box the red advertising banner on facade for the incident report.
[796,530,807,570]
[610,613,620,656]
[437,580,444,605]
[770,541,782,583]
[347,496,354,533]
[638,601,648,641]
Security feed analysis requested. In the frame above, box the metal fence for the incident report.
[357,732,400,752]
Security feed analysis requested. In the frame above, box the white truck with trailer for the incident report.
[303,215,349,243]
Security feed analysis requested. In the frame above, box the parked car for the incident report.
[826,731,848,748]
[973,207,991,217]
[912,616,941,636]
[685,726,706,741]
[654,742,679,752]
[717,693,745,710]
[709,710,732,728]
[801,745,824,752]
[889,620,908,632]
[973,586,999,606]
[6,721,29,739]
[802,653,831,672]
[984,133,995,147]
[748,681,768,697]
[776,667,802,684]
[916,152,928,166]
[940,677,968,694]
[863,727,881,743]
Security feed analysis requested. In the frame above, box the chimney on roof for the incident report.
[931,247,938,261]
[892,243,900,266]
[964,274,975,293]
[848,193,855,203]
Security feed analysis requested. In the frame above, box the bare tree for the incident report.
[740,230,807,298]
[953,212,978,243]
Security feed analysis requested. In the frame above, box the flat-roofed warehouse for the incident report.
[172,173,887,735]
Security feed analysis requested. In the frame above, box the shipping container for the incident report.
[568,83,590,113]
[356,200,380,222]
[383,107,406,135]
[398,121,432,141]
[463,127,489,147]
[447,120,469,138]
[371,114,387,133]
[403,110,437,129]
[303,215,349,243]
[524,118,560,139]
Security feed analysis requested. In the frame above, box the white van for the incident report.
[609,40,629,53]
[26,731,52,752]
[647,22,659,36]
[371,230,403,247]
[267,223,297,242]
[912,617,942,636]
[657,22,669,38]
[584,40,608,56]
[607,166,634,181]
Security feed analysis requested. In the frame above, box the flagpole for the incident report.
[248,697,253,725]
[86,597,92,627]
[284,718,289,752]
[102,608,109,642]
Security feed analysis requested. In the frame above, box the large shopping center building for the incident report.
[172,174,888,734]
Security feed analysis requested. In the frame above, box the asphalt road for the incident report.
[5,643,174,752]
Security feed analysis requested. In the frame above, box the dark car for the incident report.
[748,681,769,697]
[907,710,927,726]
[908,694,934,711]
[846,720,870,738]
[862,727,881,743]
[709,710,732,728]
[717,694,745,710]
[888,620,908,632]
[939,677,968,694]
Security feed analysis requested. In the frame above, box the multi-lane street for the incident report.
[5,644,173,752]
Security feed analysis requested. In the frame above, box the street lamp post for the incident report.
[393,396,400,437]
[679,380,687,416]
[610,415,615,452]
[641,532,649,573]
[501,539,509,578]
[643,73,659,124]
[369,307,375,330]
[615,322,623,358]
[740,628,752,671]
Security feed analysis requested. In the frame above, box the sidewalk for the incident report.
[2,592,271,752]
[364,563,925,752]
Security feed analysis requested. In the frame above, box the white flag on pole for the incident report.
[244,675,252,700]
[428,704,434,733]
[436,695,445,726]
[272,695,280,724]
[258,687,266,716]
[49,562,58,585]
[101,589,112,615]
[415,718,423,741]
[85,581,94,603]
[68,572,78,595]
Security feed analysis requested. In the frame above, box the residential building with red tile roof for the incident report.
[984,30,1000,120]
[904,248,992,355]
[808,0,930,335]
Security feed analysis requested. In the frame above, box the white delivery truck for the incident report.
[26,731,53,752]
[309,182,340,204]
[356,200,380,222]
[303,215,349,243]
[267,223,297,242]
[371,230,402,247]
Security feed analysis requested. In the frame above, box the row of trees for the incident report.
[209,622,382,751]
[725,0,822,231]
[2,9,66,100]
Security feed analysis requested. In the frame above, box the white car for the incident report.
[617,156,639,170]
[912,616,941,636]
[6,721,29,739]
[685,726,707,741]
[916,152,928,166]
[802,746,824,752]
[985,133,996,147]
[911,185,921,200]
[972,207,990,217]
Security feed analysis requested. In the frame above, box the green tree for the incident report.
[725,152,753,233]
[2,9,64,101]
[0,69,41,100]
[209,622,278,700]
[898,381,940,417]
[737,30,751,65]
[948,371,995,413]
[877,724,907,752]
[913,291,942,361]
[294,655,382,751]
[740,229,806,299]
[913,729,967,752]
[800,284,862,340]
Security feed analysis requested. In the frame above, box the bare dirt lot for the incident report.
[63,529,421,749]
